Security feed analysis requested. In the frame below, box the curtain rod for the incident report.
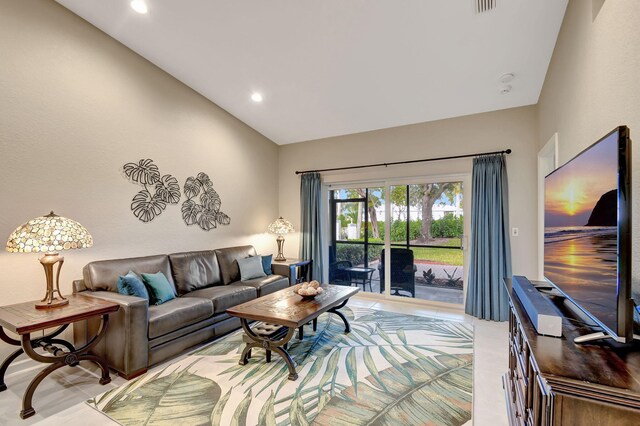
[294,149,512,175]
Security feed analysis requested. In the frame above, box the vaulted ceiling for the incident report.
[56,0,568,144]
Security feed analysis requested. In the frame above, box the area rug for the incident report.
[87,307,473,425]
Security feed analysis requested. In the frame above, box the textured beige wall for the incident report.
[279,106,539,279]
[0,0,279,306]
[537,0,640,291]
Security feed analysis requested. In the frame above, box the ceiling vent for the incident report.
[476,0,496,14]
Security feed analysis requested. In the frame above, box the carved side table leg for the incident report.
[20,362,65,419]
[0,348,23,392]
[17,314,112,419]
[0,328,22,392]
[78,354,111,385]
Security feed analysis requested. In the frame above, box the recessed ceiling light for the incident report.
[500,73,515,83]
[500,85,512,95]
[130,0,148,14]
[251,92,263,103]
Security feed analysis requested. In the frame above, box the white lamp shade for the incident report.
[267,217,294,235]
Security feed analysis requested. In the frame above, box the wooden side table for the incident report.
[272,258,313,285]
[0,294,119,419]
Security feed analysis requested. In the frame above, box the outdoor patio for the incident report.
[337,260,464,305]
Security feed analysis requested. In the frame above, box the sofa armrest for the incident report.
[271,263,290,277]
[73,290,149,379]
[73,279,88,293]
[272,264,298,286]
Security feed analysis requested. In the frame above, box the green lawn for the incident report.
[410,238,463,266]
[439,238,462,247]
[411,243,463,266]
[340,238,464,266]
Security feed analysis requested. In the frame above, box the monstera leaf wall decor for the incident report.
[182,172,231,231]
[123,159,181,223]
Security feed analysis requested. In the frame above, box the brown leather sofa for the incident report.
[72,245,289,379]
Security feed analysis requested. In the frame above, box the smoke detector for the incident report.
[500,73,515,83]
[476,0,497,14]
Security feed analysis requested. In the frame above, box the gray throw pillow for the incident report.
[238,256,267,281]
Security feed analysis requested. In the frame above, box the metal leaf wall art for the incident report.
[123,159,181,223]
[182,172,231,231]
[122,160,230,230]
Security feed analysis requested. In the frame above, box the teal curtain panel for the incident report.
[299,172,324,281]
[465,154,512,321]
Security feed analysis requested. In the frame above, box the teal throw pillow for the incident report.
[238,256,267,281]
[141,271,176,305]
[261,254,273,276]
[117,271,149,301]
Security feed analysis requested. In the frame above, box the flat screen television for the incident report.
[544,126,637,343]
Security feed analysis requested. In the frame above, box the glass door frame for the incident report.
[323,173,471,309]
[329,188,385,273]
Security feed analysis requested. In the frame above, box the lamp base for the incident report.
[275,235,287,261]
[35,298,69,310]
[36,252,68,310]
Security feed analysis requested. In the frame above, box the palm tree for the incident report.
[355,188,382,239]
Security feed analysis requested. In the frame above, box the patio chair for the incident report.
[378,248,416,297]
[329,260,353,286]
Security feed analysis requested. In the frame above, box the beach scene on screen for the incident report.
[544,132,619,332]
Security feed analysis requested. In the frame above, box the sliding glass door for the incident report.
[328,179,466,307]
[329,187,384,292]
[387,182,464,304]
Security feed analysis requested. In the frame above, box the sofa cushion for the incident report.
[142,272,176,305]
[83,254,176,293]
[169,250,222,295]
[117,271,150,300]
[215,246,257,285]
[261,255,273,275]
[148,297,213,340]
[237,275,289,297]
[238,256,267,281]
[184,284,256,314]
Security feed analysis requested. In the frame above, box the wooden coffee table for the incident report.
[227,284,359,380]
[0,294,119,419]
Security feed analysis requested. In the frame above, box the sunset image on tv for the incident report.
[544,131,619,332]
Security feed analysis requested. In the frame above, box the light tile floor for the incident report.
[0,296,508,426]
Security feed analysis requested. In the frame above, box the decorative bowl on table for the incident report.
[293,281,324,299]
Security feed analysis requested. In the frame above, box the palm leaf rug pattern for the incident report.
[88,307,473,425]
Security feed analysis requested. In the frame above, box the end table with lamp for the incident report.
[5,211,93,309]
[267,216,294,261]
[272,258,313,285]
[0,295,119,419]
[267,217,314,285]
[1,212,118,419]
